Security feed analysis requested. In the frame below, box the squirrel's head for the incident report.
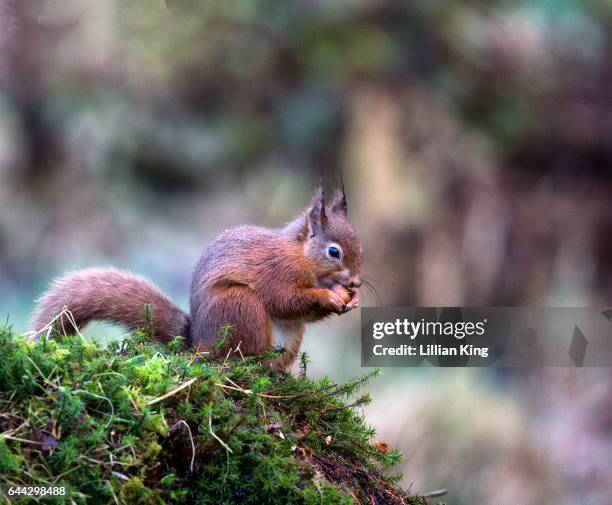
[300,183,363,291]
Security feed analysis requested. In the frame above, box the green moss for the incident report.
[0,325,426,505]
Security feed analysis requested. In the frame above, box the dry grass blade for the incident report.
[145,377,197,406]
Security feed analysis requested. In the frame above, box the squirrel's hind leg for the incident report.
[268,320,305,371]
[191,285,273,358]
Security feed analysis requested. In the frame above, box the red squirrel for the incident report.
[31,184,363,371]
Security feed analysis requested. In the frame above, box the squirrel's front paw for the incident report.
[330,284,359,313]
[324,292,348,314]
[345,290,360,311]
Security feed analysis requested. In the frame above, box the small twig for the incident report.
[209,414,233,454]
[110,487,120,505]
[25,306,84,341]
[79,455,130,467]
[111,471,129,481]
[220,346,234,371]
[234,341,247,364]
[145,377,197,406]
[51,465,82,484]
[214,382,293,399]
[188,344,210,366]
[0,419,29,439]
[423,489,448,498]
[221,377,294,398]
[215,383,253,395]
[225,377,243,390]
[1,435,43,445]
[171,420,196,473]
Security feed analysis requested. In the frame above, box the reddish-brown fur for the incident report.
[31,185,363,371]
[31,268,189,341]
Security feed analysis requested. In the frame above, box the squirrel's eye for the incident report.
[327,246,341,259]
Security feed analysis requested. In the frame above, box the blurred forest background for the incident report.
[1,1,612,504]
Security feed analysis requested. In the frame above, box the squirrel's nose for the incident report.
[349,275,363,289]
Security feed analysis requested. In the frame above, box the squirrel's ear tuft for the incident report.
[330,181,347,216]
[306,183,327,237]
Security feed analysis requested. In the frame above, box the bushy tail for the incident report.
[31,267,190,341]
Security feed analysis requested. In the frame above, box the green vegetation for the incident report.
[0,325,425,505]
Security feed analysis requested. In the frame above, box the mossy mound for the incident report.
[0,325,426,504]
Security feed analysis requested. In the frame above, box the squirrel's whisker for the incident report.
[364,272,399,285]
[362,279,382,308]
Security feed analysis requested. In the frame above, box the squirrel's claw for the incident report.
[345,290,360,311]
[326,292,346,314]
